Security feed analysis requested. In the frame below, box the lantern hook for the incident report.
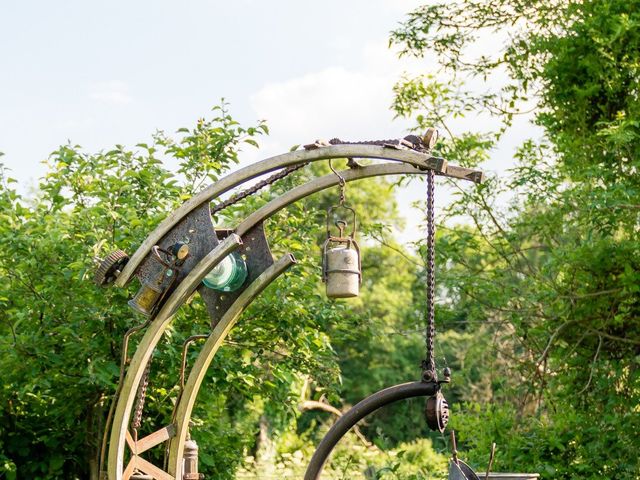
[328,159,347,205]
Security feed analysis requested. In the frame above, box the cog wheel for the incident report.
[94,249,129,286]
[425,390,449,433]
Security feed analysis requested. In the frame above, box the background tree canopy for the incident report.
[1,1,639,479]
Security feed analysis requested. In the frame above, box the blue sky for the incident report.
[1,0,533,241]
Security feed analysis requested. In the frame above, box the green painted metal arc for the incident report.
[115,144,456,287]
[107,161,479,479]
[167,253,297,478]
[107,234,243,480]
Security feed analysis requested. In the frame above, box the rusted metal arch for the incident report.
[108,234,243,479]
[116,144,483,288]
[108,158,482,480]
[304,381,438,480]
[166,254,296,477]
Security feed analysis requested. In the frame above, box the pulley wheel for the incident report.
[425,390,449,433]
[94,249,129,286]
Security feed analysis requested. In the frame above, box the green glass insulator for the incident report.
[202,252,248,292]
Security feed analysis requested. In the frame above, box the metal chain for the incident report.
[211,163,307,215]
[328,136,428,152]
[132,359,151,431]
[422,169,437,379]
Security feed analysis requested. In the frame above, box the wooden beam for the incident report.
[122,457,137,480]
[137,457,175,480]
[136,424,176,455]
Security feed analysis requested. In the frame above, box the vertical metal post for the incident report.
[183,439,202,480]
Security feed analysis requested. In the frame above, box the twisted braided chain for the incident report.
[132,359,151,431]
[423,169,437,379]
[211,163,307,215]
[327,136,428,152]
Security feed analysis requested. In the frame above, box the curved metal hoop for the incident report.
[116,145,483,287]
[107,155,482,479]
[167,253,297,476]
[304,381,438,480]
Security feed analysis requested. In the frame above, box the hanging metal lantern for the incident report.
[322,160,362,299]
[128,244,188,316]
[322,215,361,299]
[128,278,164,316]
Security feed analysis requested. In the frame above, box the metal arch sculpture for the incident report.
[98,139,483,480]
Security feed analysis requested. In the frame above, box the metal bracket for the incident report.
[132,203,219,315]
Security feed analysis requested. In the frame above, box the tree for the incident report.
[391,0,640,477]
[0,103,427,479]
[0,104,271,479]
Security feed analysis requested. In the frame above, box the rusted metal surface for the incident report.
[304,381,438,480]
[116,143,479,287]
[198,223,274,327]
[132,203,219,315]
[94,249,130,286]
[425,390,449,432]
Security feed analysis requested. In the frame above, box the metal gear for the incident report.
[94,249,129,286]
[425,390,449,433]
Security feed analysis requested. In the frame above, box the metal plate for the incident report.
[198,223,274,327]
[134,203,219,313]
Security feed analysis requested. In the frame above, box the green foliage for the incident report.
[391,0,640,478]
[0,103,268,479]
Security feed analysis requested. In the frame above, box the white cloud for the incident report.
[88,80,132,105]
[245,36,539,245]
[248,40,428,158]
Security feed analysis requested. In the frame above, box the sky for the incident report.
[0,0,534,243]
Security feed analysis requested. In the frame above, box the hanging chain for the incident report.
[132,359,151,431]
[328,159,347,205]
[211,163,307,215]
[422,169,437,380]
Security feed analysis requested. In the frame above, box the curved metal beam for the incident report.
[304,381,438,480]
[107,158,483,478]
[116,144,470,287]
[237,162,432,237]
[108,234,242,480]
[167,253,297,477]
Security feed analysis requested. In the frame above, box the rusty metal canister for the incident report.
[325,245,360,298]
